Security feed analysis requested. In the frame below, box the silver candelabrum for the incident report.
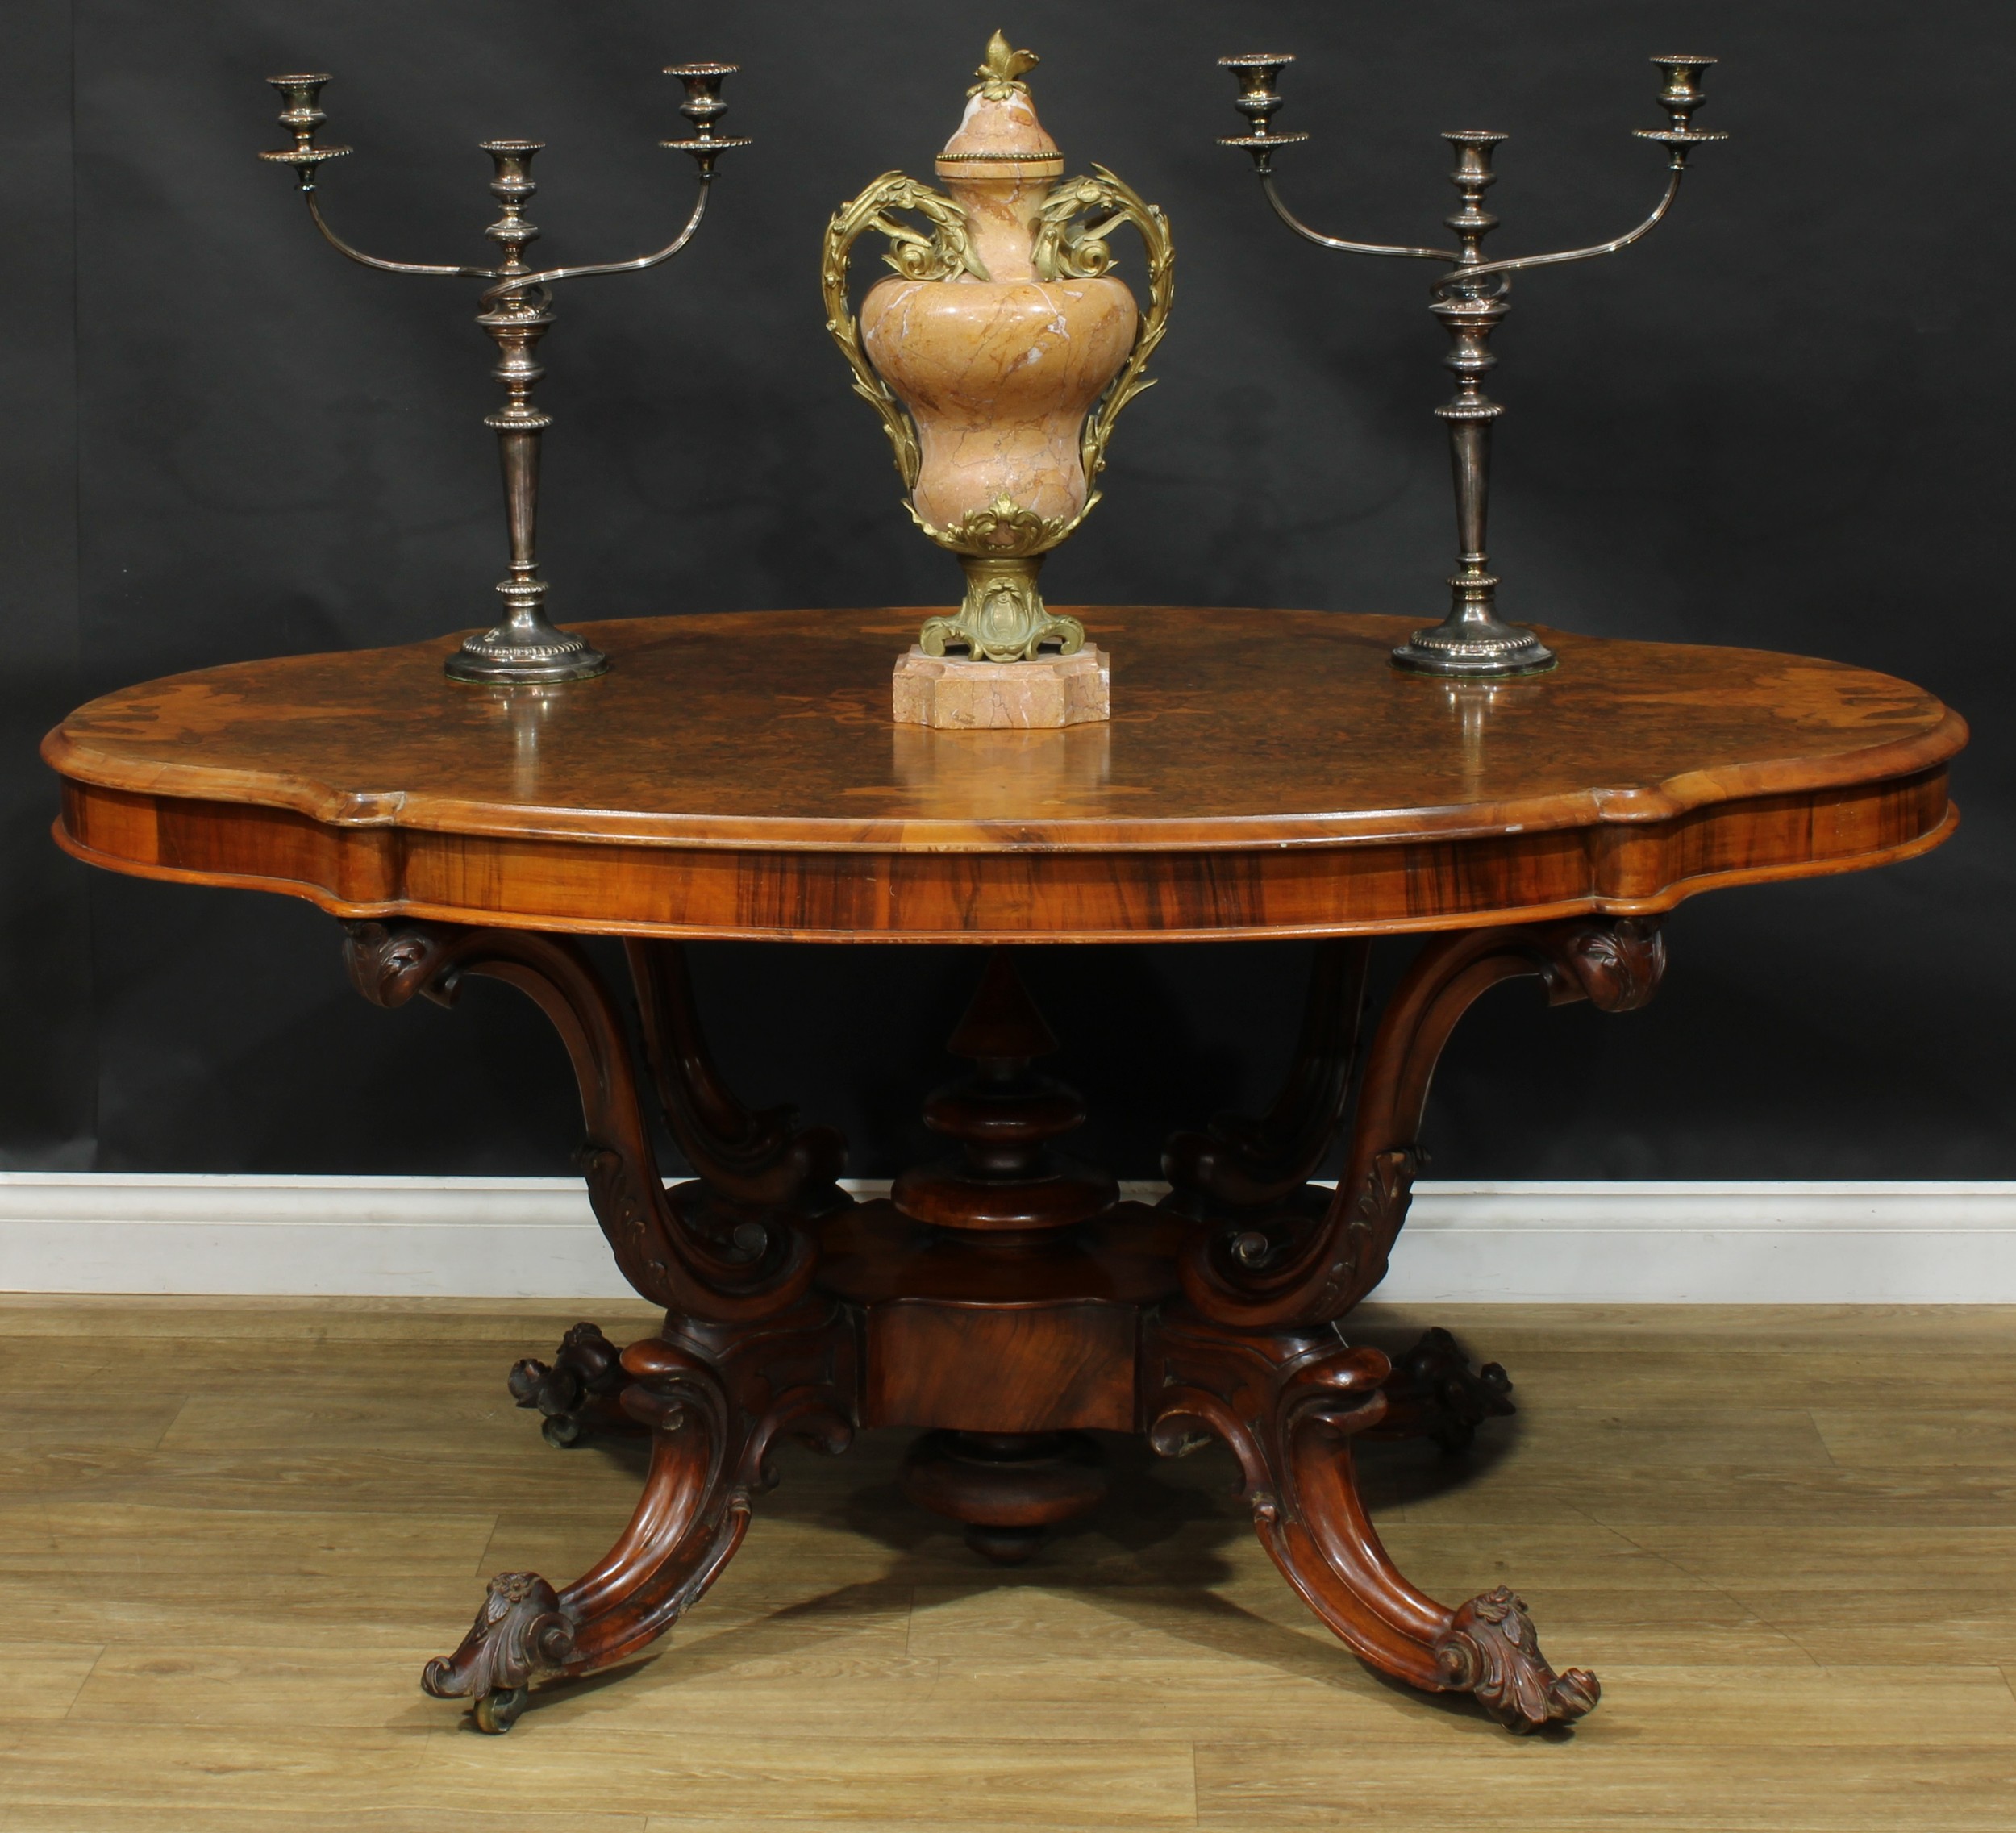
[260,65,748,684]
[1218,53,1727,677]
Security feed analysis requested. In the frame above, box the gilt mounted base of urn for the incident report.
[824,31,1173,729]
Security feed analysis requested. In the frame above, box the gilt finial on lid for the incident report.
[941,27,1061,176]
[970,30,1039,100]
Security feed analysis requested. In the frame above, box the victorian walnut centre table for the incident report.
[44,606,1964,1735]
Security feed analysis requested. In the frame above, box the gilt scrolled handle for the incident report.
[820,171,989,492]
[1032,165,1176,503]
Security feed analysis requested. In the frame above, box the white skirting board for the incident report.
[2,1174,2014,1302]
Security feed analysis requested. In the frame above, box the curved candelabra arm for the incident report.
[492,65,748,299]
[1437,54,1726,285]
[821,171,988,492]
[1260,176,1457,265]
[1033,165,1177,496]
[1215,53,1456,265]
[489,179,712,301]
[1453,165,1682,285]
[301,190,494,279]
[261,75,492,278]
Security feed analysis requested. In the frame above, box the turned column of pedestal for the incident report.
[891,950,1120,1563]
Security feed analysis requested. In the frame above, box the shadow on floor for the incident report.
[514,1410,1526,1737]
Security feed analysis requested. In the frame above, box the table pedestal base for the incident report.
[902,1429,1110,1564]
[344,916,1663,1738]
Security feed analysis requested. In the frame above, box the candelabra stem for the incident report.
[443,142,606,684]
[1391,286,1556,676]
[447,289,607,684]
[1407,390,1552,676]
[1392,133,1554,677]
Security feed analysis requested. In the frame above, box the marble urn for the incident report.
[823,32,1173,711]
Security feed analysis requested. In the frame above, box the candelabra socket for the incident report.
[1441,131,1507,263]
[662,62,752,171]
[478,140,544,269]
[481,140,544,182]
[259,73,352,176]
[1218,53,1310,165]
[1635,56,1729,161]
[1653,56,1714,125]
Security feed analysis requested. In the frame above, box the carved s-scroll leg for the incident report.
[1156,918,1660,1731]
[627,940,849,1220]
[423,1297,857,1731]
[341,920,818,1323]
[1163,938,1373,1214]
[1178,916,1667,1331]
[479,944,851,1448]
[1146,1306,1597,1733]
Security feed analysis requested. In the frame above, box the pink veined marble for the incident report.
[891,644,1110,730]
[860,81,1136,538]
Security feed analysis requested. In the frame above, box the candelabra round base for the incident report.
[444,626,610,686]
[1390,614,1557,679]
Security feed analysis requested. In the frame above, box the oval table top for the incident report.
[44,606,1964,943]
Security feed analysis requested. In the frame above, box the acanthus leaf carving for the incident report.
[1314,1144,1416,1317]
[1434,1585,1602,1731]
[1556,914,1667,1011]
[421,1570,576,1731]
[340,918,462,1009]
[820,172,987,494]
[1031,165,1174,493]
[906,490,1079,560]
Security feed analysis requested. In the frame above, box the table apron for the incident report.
[56,768,1954,941]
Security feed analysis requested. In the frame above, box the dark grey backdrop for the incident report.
[6,0,2008,1181]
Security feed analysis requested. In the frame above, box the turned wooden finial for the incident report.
[946,948,1059,1064]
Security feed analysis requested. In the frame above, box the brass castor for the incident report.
[472,1685,528,1735]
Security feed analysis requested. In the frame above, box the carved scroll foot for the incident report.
[508,1321,639,1448]
[1146,1306,1597,1734]
[423,1298,857,1732]
[1367,1326,1516,1453]
[1435,1585,1601,1733]
[423,1572,573,1733]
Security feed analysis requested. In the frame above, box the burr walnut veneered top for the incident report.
[44,609,1963,943]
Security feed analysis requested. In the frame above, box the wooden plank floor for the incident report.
[2,1298,2013,1831]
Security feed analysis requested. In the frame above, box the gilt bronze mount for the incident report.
[259,65,748,684]
[1218,52,1727,677]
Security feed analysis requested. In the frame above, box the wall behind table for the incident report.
[5,0,2007,1181]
